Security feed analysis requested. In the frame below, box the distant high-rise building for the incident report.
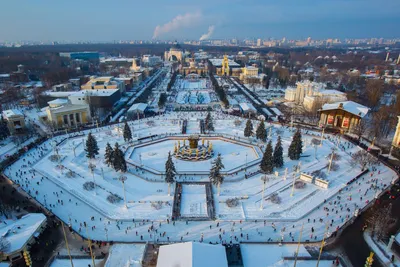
[257,39,262,47]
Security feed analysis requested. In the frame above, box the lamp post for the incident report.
[260,175,267,210]
[245,153,248,175]
[88,161,96,195]
[119,175,128,208]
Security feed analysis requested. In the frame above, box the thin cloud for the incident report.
[199,25,215,40]
[153,11,202,39]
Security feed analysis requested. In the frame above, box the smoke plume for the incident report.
[199,25,215,41]
[153,12,202,39]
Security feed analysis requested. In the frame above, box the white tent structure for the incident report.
[156,242,228,267]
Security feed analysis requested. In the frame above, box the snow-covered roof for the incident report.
[128,103,148,113]
[48,98,69,106]
[2,109,23,118]
[0,213,46,255]
[209,58,240,67]
[71,89,119,97]
[320,101,369,118]
[319,90,346,96]
[239,102,256,112]
[157,242,228,267]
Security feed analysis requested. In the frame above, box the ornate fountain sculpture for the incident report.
[174,135,214,161]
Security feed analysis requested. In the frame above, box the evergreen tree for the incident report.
[255,120,266,142]
[260,141,274,174]
[123,122,132,142]
[209,153,225,195]
[288,129,303,160]
[85,133,99,159]
[0,116,10,140]
[204,111,214,132]
[104,143,114,167]
[113,143,127,172]
[273,136,284,168]
[244,119,253,137]
[165,152,176,195]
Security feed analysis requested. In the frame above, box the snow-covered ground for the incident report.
[241,244,339,267]
[50,258,103,267]
[181,184,207,217]
[3,112,398,244]
[105,244,146,267]
[128,138,260,174]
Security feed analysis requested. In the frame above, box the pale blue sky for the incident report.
[1,0,399,41]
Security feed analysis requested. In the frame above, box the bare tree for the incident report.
[351,150,378,171]
[352,119,368,141]
[365,79,384,109]
[371,106,396,140]
[368,203,396,241]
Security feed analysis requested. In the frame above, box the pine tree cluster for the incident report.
[0,116,10,140]
[104,142,127,173]
[123,122,133,142]
[209,154,225,186]
[288,129,303,160]
[244,119,253,137]
[165,152,176,184]
[260,136,284,174]
[204,111,214,132]
[85,133,99,159]
[255,120,266,142]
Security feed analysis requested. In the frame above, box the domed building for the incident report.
[164,41,184,62]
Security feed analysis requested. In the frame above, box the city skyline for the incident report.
[1,0,399,42]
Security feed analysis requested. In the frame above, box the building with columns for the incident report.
[41,99,91,130]
[2,109,25,134]
[392,116,400,148]
[318,101,369,132]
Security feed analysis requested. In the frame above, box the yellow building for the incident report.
[164,42,184,62]
[81,76,125,93]
[392,116,400,148]
[2,109,25,134]
[209,57,241,77]
[42,99,91,130]
[180,58,207,76]
[239,65,261,83]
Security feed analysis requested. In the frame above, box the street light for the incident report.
[119,175,128,208]
[88,161,96,195]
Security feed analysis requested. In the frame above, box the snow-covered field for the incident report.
[241,244,338,267]
[128,138,260,174]
[181,184,207,217]
[105,244,146,267]
[3,112,398,244]
[50,258,103,267]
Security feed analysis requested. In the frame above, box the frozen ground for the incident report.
[3,112,398,244]
[181,184,207,217]
[241,244,339,267]
[105,243,146,267]
[128,138,259,173]
[50,258,103,267]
